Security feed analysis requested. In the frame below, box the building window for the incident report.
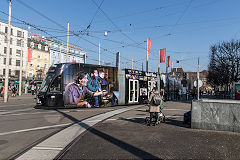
[3,58,6,65]
[37,62,41,68]
[4,36,7,43]
[4,47,7,54]
[11,28,13,35]
[17,39,21,46]
[17,30,22,37]
[16,50,21,56]
[9,58,11,65]
[15,70,20,78]
[30,42,34,48]
[9,69,11,76]
[10,38,12,44]
[29,70,33,77]
[5,27,8,33]
[10,48,12,55]
[3,69,5,75]
[16,60,20,66]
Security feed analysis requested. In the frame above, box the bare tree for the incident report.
[207,39,240,94]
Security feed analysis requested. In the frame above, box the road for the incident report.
[0,95,240,159]
[0,95,119,159]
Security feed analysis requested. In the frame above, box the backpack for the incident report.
[152,93,162,106]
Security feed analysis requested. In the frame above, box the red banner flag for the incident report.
[167,56,170,68]
[171,61,173,72]
[160,48,166,63]
[147,38,151,60]
[28,49,32,62]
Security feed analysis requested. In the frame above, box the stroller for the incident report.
[145,101,165,126]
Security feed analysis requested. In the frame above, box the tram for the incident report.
[36,63,164,108]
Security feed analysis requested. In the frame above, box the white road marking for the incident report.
[0,108,34,115]
[1,108,114,116]
[0,103,35,108]
[0,123,71,136]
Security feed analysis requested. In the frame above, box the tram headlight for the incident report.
[36,98,41,104]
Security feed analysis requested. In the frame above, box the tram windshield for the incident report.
[39,73,55,93]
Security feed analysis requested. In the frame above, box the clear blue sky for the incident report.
[1,0,240,72]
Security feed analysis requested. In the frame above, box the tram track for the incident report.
[8,123,72,160]
[8,108,118,159]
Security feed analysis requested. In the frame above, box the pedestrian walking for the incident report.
[11,85,16,97]
[31,84,35,95]
[0,86,4,100]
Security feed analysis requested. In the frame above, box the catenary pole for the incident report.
[4,0,12,103]
[132,58,133,70]
[66,22,69,62]
[158,49,160,74]
[19,29,23,96]
[197,57,200,100]
[146,43,148,72]
[98,41,100,65]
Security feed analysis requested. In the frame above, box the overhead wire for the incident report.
[168,0,194,35]
[86,0,105,30]
[13,0,139,67]
[0,10,116,65]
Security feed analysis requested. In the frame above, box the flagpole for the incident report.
[158,49,161,94]
[158,49,160,74]
[166,60,168,100]
[146,41,148,72]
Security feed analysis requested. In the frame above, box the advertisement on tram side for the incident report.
[63,64,118,108]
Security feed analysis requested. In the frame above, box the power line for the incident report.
[168,0,194,35]
[90,0,141,45]
[11,1,136,65]
[86,0,105,30]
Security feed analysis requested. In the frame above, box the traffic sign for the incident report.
[194,80,203,87]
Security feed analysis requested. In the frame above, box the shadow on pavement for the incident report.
[165,118,191,128]
[54,109,162,159]
[119,116,191,129]
[119,117,146,125]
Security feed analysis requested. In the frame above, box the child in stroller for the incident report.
[145,88,165,126]
[145,105,165,126]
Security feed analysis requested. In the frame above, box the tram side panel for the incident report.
[63,64,119,107]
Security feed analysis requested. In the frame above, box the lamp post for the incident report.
[4,0,12,102]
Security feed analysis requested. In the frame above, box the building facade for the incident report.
[27,35,50,80]
[0,21,28,83]
[169,68,213,93]
[48,39,86,65]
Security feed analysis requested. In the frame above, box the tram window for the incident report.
[49,76,61,92]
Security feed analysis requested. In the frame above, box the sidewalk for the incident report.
[61,102,240,160]
[0,93,35,106]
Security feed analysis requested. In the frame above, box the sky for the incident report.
[0,0,240,72]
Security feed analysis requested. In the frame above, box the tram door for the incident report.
[129,79,139,103]
[148,81,157,98]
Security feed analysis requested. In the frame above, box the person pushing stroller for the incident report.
[147,87,165,126]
